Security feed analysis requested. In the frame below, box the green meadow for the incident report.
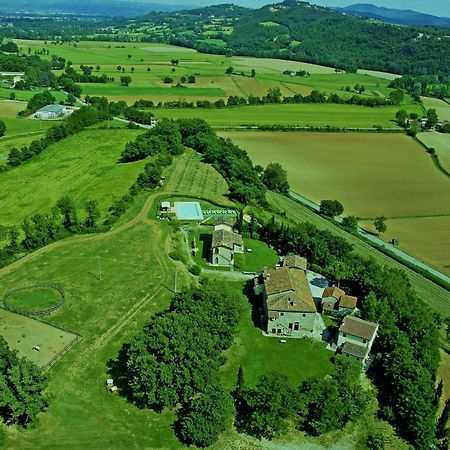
[0,128,145,225]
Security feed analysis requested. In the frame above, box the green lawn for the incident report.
[0,116,54,137]
[5,286,62,311]
[219,282,334,389]
[154,103,421,128]
[0,86,67,103]
[234,237,278,272]
[0,128,145,225]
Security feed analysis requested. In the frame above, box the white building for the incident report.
[35,104,66,120]
[337,315,378,364]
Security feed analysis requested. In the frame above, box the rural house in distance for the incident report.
[210,221,243,266]
[256,256,324,339]
[337,315,379,365]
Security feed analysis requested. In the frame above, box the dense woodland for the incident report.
[135,1,450,76]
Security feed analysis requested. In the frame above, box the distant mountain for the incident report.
[335,3,450,28]
[0,0,198,18]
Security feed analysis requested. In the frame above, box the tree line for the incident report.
[119,117,283,206]
[0,196,101,268]
[0,52,55,88]
[389,74,449,100]
[131,87,403,111]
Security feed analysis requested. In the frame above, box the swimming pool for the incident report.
[175,202,204,221]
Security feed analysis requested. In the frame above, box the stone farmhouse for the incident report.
[210,222,243,266]
[337,315,378,365]
[256,257,324,339]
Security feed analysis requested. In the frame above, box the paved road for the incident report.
[62,91,155,130]
[289,191,450,286]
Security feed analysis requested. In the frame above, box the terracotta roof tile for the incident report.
[283,254,307,271]
[339,295,358,309]
[339,316,378,341]
[322,286,346,300]
[266,267,316,313]
[212,229,243,250]
[342,342,369,360]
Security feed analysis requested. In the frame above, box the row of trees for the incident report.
[119,117,282,206]
[257,215,441,448]
[0,196,101,269]
[119,119,183,162]
[21,197,101,250]
[389,75,449,100]
[129,88,401,112]
[180,118,268,205]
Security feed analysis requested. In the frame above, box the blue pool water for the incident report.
[175,202,204,221]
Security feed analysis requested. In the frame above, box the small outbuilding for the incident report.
[160,201,171,212]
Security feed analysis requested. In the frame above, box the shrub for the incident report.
[189,265,202,276]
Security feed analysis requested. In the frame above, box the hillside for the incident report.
[129,1,450,76]
[336,3,450,28]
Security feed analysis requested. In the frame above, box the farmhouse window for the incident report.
[272,328,276,334]
[343,333,347,338]
[294,322,300,331]
[288,323,293,329]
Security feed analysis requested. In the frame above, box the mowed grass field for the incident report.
[421,97,450,121]
[155,103,420,128]
[222,131,450,277]
[163,149,232,205]
[0,127,145,225]
[418,131,450,173]
[0,308,78,368]
[12,39,411,108]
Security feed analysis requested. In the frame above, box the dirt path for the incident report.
[0,192,157,278]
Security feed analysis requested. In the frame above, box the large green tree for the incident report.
[0,336,48,426]
[176,385,234,447]
[241,373,300,438]
[262,163,290,193]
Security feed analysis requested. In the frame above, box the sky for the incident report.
[163,0,450,18]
